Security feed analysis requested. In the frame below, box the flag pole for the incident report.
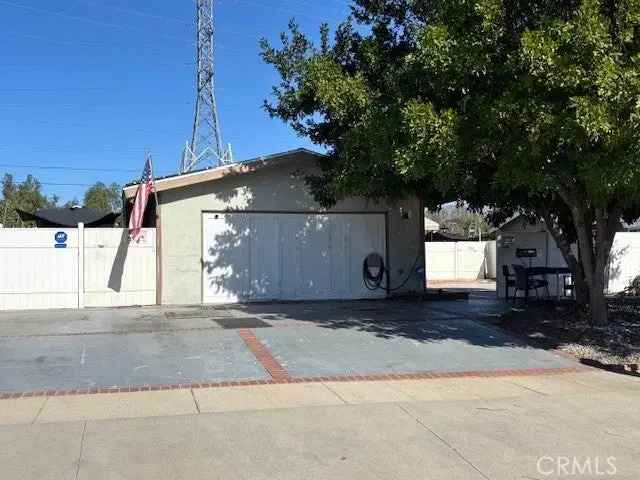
[147,152,163,306]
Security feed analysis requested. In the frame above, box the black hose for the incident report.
[362,253,423,292]
[363,253,386,291]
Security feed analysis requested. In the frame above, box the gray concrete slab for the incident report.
[0,305,235,337]
[0,330,268,392]
[400,392,640,479]
[255,318,575,377]
[0,421,85,480]
[0,298,569,393]
[4,384,639,480]
[77,403,485,480]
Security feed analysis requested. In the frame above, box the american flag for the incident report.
[128,154,154,241]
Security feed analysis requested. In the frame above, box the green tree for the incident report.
[262,0,640,325]
[83,182,121,213]
[428,206,490,237]
[1,174,58,227]
[63,197,81,209]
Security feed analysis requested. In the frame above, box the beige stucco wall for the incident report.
[158,155,424,305]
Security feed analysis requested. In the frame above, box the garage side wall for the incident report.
[158,160,423,305]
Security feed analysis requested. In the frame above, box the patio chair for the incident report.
[563,274,575,299]
[502,265,516,300]
[512,264,549,303]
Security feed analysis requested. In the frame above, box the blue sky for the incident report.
[1,0,351,202]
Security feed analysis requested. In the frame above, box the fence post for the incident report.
[454,242,459,280]
[78,222,84,309]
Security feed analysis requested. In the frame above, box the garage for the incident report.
[202,212,387,303]
[124,148,425,305]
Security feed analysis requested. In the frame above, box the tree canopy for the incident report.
[262,0,640,324]
[83,182,121,214]
[1,176,122,227]
[1,174,57,227]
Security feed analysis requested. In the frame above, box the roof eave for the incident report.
[123,148,324,199]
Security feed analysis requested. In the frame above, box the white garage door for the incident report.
[202,212,386,303]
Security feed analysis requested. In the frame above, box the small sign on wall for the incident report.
[54,231,68,249]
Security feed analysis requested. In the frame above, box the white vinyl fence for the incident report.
[607,233,640,294]
[425,241,496,281]
[0,226,156,311]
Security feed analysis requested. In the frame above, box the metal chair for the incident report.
[502,265,516,300]
[562,274,575,299]
[512,264,549,303]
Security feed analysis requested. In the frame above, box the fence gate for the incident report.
[0,226,156,311]
[424,241,496,281]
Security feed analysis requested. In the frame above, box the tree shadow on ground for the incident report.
[496,299,640,376]
[204,298,538,349]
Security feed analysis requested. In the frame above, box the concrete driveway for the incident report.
[0,296,578,395]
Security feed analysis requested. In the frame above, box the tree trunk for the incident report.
[588,271,608,326]
[573,268,590,307]
[538,208,589,308]
[557,189,619,326]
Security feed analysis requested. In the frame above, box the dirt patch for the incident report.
[498,299,640,373]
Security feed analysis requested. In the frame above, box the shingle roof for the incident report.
[16,207,120,227]
[123,148,325,199]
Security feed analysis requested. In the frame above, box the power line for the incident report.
[76,0,192,26]
[0,0,194,44]
[0,87,116,92]
[2,61,195,69]
[0,102,194,108]
[0,163,162,174]
[2,31,191,52]
[2,30,251,56]
[238,0,347,23]
[6,180,97,187]
[0,0,139,31]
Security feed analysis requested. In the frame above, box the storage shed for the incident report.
[497,216,640,298]
[124,149,425,305]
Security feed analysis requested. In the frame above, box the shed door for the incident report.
[202,212,386,303]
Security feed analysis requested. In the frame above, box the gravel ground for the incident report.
[498,299,640,366]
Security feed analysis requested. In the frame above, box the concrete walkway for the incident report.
[2,370,639,479]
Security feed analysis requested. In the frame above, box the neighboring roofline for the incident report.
[496,214,535,231]
[498,213,640,233]
[15,207,121,227]
[123,148,325,199]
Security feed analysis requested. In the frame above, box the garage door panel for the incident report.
[279,215,302,299]
[203,212,386,303]
[329,216,349,296]
[203,214,251,303]
[347,215,386,295]
[298,215,332,298]
[250,215,281,299]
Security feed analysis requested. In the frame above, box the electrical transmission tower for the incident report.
[180,0,233,173]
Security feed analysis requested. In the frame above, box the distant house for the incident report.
[424,216,440,233]
[16,206,120,228]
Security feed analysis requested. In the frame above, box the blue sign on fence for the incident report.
[54,231,68,249]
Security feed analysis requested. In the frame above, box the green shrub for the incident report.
[623,276,640,297]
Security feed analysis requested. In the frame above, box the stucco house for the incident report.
[123,148,425,305]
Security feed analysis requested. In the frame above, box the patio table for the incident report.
[525,266,572,300]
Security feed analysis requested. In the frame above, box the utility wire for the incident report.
[0,0,194,44]
[0,87,116,92]
[75,0,192,25]
[6,181,97,187]
[238,0,347,23]
[0,163,175,175]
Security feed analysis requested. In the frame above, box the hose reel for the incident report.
[363,252,424,292]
